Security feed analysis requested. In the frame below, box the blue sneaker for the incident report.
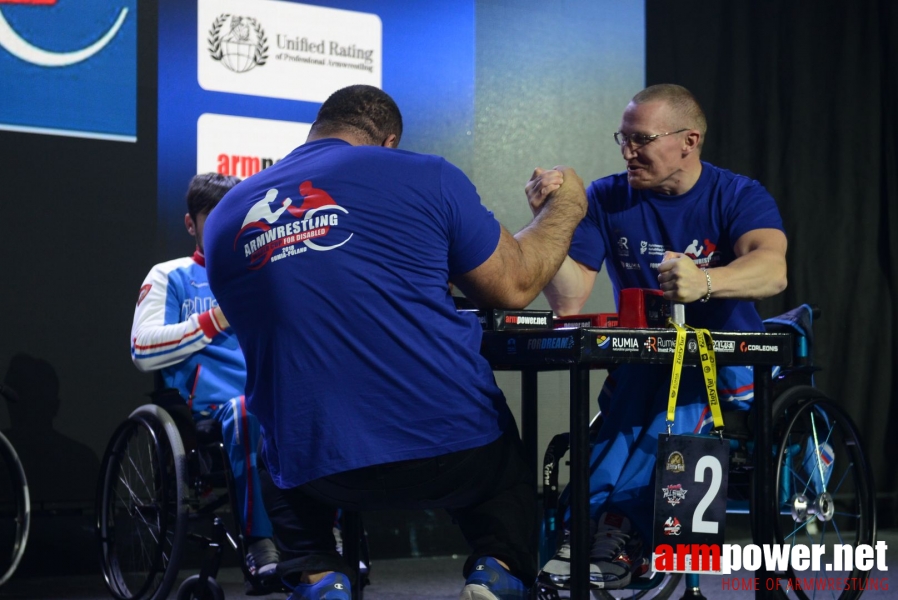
[287,572,351,600]
[460,557,528,600]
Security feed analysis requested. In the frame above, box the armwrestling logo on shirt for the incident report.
[233,180,352,269]
[683,238,719,268]
[643,237,722,270]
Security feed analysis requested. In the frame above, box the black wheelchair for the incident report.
[536,305,876,600]
[95,390,279,600]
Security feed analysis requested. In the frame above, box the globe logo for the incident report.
[208,14,268,73]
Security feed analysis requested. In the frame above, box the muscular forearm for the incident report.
[455,167,587,310]
[506,199,586,306]
[659,229,787,303]
[704,248,787,301]
[543,256,593,316]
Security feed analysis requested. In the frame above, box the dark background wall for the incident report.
[0,0,894,578]
[644,0,898,522]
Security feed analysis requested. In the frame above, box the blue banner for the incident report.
[0,0,137,141]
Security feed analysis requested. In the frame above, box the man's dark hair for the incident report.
[186,173,241,221]
[310,85,403,146]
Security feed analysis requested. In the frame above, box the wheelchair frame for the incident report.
[95,400,274,600]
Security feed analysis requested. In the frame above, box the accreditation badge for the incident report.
[652,434,729,573]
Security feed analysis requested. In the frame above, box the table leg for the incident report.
[343,510,362,600]
[521,369,539,491]
[753,365,774,599]
[570,365,591,599]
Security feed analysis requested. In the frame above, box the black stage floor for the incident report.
[3,529,896,600]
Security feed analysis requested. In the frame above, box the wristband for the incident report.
[699,268,712,303]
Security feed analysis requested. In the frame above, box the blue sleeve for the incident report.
[568,179,608,272]
[726,178,784,242]
[441,160,501,277]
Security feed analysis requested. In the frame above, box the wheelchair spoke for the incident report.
[809,411,827,494]
[832,510,861,519]
[828,461,852,497]
[787,462,814,497]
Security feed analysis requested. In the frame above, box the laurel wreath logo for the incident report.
[208,14,229,61]
[251,19,269,66]
[207,13,269,71]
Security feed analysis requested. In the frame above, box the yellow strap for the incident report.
[665,321,725,431]
[666,321,687,423]
[687,325,724,430]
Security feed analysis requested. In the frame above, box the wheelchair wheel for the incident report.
[175,574,224,600]
[0,431,29,588]
[772,386,876,600]
[97,405,189,600]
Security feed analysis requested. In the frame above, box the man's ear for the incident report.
[185,213,196,236]
[382,133,399,149]
[683,130,701,155]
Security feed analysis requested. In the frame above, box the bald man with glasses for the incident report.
[527,84,788,591]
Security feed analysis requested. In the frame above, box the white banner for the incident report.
[197,0,382,102]
[196,113,311,178]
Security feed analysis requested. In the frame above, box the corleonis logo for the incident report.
[0,0,129,67]
[208,13,268,73]
[234,181,352,270]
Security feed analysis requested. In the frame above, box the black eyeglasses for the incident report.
[613,129,688,148]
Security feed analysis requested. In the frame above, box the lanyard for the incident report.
[666,320,724,432]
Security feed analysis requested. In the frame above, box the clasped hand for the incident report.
[657,251,708,303]
[525,166,586,219]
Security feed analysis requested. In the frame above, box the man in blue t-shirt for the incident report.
[530,84,788,591]
[204,85,588,600]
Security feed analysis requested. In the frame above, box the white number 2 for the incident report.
[692,455,722,533]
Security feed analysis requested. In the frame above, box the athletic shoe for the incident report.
[536,512,633,590]
[246,537,279,578]
[459,557,529,600]
[287,572,351,600]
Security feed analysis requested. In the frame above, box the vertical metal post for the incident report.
[521,369,539,490]
[570,365,591,599]
[521,367,541,561]
[753,365,774,598]
[343,511,362,600]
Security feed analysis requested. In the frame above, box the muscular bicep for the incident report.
[733,228,788,259]
[452,227,528,309]
[720,228,788,300]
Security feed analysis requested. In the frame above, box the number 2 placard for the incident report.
[653,434,729,572]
